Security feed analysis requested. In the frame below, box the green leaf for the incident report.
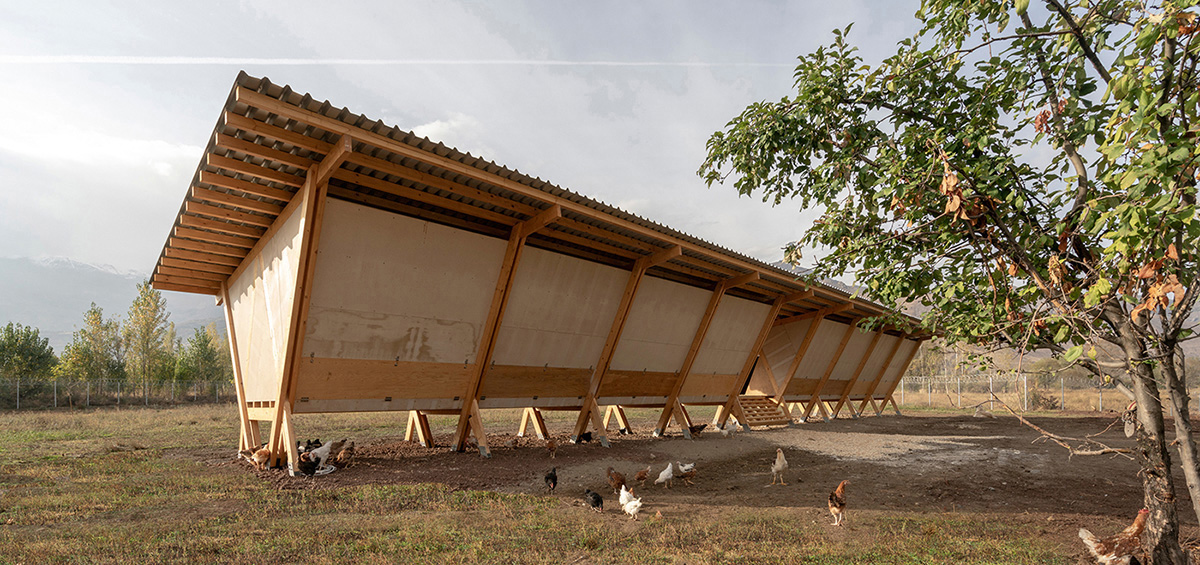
[1064,345,1084,363]
[1014,0,1029,15]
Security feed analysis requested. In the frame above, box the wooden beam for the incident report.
[775,315,826,409]
[722,271,760,290]
[160,256,235,276]
[517,204,563,239]
[782,289,815,304]
[831,329,883,418]
[222,111,336,154]
[178,214,265,239]
[152,273,222,289]
[156,265,228,282]
[185,201,274,228]
[192,186,284,216]
[199,171,294,203]
[163,247,242,267]
[854,337,905,416]
[774,302,853,327]
[654,277,732,437]
[312,134,354,187]
[208,153,305,188]
[801,320,859,422]
[714,294,787,429]
[150,280,219,295]
[451,227,528,456]
[220,282,257,451]
[570,246,679,443]
[174,226,256,249]
[214,132,315,170]
[168,236,249,259]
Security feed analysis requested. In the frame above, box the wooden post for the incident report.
[831,329,883,418]
[872,339,924,417]
[602,405,632,433]
[714,292,805,430]
[854,337,905,416]
[800,320,859,422]
[653,272,758,437]
[573,245,681,444]
[220,283,258,451]
[453,205,563,455]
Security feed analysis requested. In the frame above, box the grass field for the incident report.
[0,404,1073,564]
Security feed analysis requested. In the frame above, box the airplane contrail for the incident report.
[0,55,794,67]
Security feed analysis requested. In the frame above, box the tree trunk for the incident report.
[1160,346,1200,525]
[1117,317,1187,563]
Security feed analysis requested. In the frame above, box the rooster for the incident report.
[544,467,557,493]
[770,448,788,485]
[1079,508,1149,565]
[655,462,674,489]
[633,465,652,487]
[828,480,849,526]
[606,467,627,494]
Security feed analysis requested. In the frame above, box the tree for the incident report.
[123,280,171,392]
[700,1,1198,560]
[176,327,220,383]
[56,303,124,382]
[0,322,57,380]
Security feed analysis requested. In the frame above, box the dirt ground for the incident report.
[225,410,1200,561]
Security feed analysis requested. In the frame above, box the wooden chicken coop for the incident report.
[150,73,927,471]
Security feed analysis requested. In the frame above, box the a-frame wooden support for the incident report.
[654,271,759,438]
[451,204,563,456]
[602,405,631,433]
[713,290,810,430]
[265,137,348,470]
[405,410,434,447]
[800,320,859,422]
[220,282,258,451]
[518,407,550,439]
[774,312,828,417]
[830,329,884,419]
[572,244,681,445]
[854,337,904,417]
[858,338,924,417]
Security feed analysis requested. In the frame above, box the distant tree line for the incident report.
[0,280,233,387]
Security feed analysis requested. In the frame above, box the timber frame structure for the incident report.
[151,73,926,470]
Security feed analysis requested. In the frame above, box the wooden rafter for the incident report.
[157,265,228,282]
[178,214,264,238]
[186,201,274,228]
[168,237,248,259]
[801,320,859,422]
[159,256,235,276]
[199,171,294,203]
[571,243,682,444]
[191,186,284,216]
[163,247,242,267]
[174,226,256,249]
[214,132,315,169]
[774,303,853,327]
[208,153,305,188]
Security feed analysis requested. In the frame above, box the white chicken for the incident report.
[770,448,788,485]
[655,462,674,489]
[622,495,644,520]
[619,484,635,507]
[676,461,696,473]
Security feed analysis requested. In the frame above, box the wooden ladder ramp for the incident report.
[736,396,792,427]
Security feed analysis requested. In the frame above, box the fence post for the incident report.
[86,381,90,407]
[15,376,19,410]
[54,378,58,408]
[901,378,905,404]
[989,375,994,410]
[118,381,122,406]
[1060,377,1064,411]
[927,379,931,406]
[144,380,148,406]
[957,377,962,408]
[171,379,175,402]
[1023,374,1028,411]
[1098,386,1103,412]
[215,381,219,403]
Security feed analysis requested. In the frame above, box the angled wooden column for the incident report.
[603,405,631,433]
[876,338,925,416]
[801,320,859,422]
[266,144,342,470]
[518,408,549,439]
[405,411,433,447]
[713,291,804,429]
[572,244,681,444]
[219,282,257,451]
[774,314,826,414]
[654,271,759,438]
[452,205,563,455]
[831,329,884,418]
[854,337,905,416]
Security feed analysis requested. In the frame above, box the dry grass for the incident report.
[0,404,1069,563]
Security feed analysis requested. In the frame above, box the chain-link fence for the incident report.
[895,374,1155,412]
[0,378,236,411]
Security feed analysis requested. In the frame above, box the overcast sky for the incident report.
[0,1,921,278]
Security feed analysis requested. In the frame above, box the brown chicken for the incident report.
[546,438,557,459]
[676,468,697,486]
[251,446,271,470]
[633,465,651,486]
[333,441,356,468]
[606,466,627,494]
[828,480,849,526]
[1079,508,1148,565]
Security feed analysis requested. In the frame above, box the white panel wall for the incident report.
[828,328,875,382]
[491,245,627,368]
[850,334,901,396]
[228,205,304,402]
[609,276,710,373]
[691,296,772,375]
[303,199,507,363]
[792,320,848,382]
[873,338,920,396]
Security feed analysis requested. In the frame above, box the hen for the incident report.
[655,462,674,489]
[333,441,356,468]
[310,438,346,467]
[606,467,627,494]
[622,491,643,520]
[828,480,849,526]
[239,444,271,470]
[544,467,558,492]
[633,465,652,486]
[676,461,697,485]
[1079,508,1148,565]
[770,448,788,485]
[584,489,604,513]
[688,424,707,437]
[546,438,557,459]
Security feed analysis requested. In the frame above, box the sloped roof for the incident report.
[150,72,923,333]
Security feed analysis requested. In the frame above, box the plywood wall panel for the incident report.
[609,276,710,373]
[691,297,772,376]
[228,206,304,402]
[848,334,901,396]
[783,320,850,395]
[302,199,506,364]
[490,246,627,368]
[871,338,921,398]
[744,318,815,396]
